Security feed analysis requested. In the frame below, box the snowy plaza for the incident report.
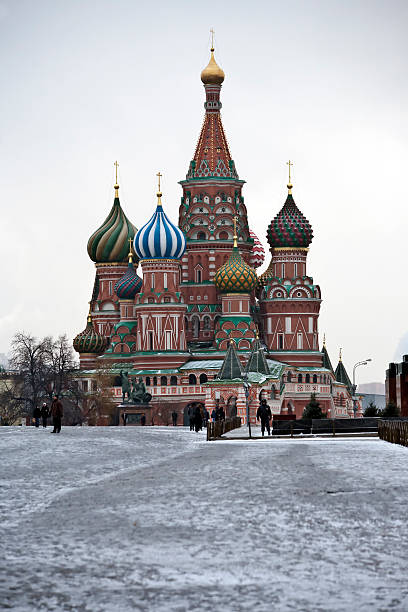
[1,427,408,611]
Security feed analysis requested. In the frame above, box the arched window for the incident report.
[199,373,208,384]
[305,374,310,383]
[192,316,200,338]
[184,317,188,331]
[298,374,303,383]
[219,231,229,240]
[189,374,197,385]
[203,316,211,330]
[170,375,178,386]
[161,376,167,386]
[146,376,151,386]
[197,231,206,240]
[153,376,157,386]
[195,267,202,283]
[312,374,318,383]
[287,371,292,382]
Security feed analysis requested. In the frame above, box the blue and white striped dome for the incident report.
[134,194,186,260]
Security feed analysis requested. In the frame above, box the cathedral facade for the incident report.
[74,45,362,424]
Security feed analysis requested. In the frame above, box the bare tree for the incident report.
[8,332,51,415]
[0,372,25,425]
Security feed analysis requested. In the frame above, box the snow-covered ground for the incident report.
[1,426,408,611]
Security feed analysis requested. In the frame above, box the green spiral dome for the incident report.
[73,314,107,354]
[87,187,137,263]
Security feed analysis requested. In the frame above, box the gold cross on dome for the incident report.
[210,28,215,50]
[114,160,119,184]
[156,172,162,193]
[286,160,293,184]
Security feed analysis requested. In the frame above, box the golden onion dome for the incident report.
[201,48,225,85]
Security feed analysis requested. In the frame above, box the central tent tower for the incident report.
[178,42,255,346]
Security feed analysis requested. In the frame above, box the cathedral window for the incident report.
[109,281,112,295]
[151,273,155,289]
[203,316,211,330]
[153,376,157,386]
[219,231,228,240]
[197,232,206,240]
[313,375,318,384]
[195,267,202,283]
[149,332,154,351]
[308,317,313,333]
[189,374,197,385]
[165,331,172,350]
[305,374,310,383]
[282,263,285,278]
[199,373,208,384]
[161,376,168,386]
[297,333,303,349]
[287,371,292,382]
[294,263,298,277]
[163,273,168,289]
[285,317,291,333]
[170,376,178,386]
[278,334,284,350]
[146,377,151,386]
[298,374,303,383]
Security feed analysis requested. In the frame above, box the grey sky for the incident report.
[1,0,407,383]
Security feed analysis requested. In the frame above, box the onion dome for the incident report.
[249,229,265,269]
[87,180,137,263]
[134,187,186,260]
[73,308,107,354]
[267,183,313,249]
[215,223,258,293]
[201,46,225,85]
[114,244,142,300]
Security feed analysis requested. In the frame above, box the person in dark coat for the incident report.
[33,406,41,428]
[40,403,49,428]
[203,408,210,427]
[50,395,63,433]
[188,405,195,431]
[257,399,272,436]
[141,414,146,426]
[211,408,216,422]
[171,410,178,426]
[194,405,203,432]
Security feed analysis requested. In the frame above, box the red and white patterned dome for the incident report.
[249,229,265,269]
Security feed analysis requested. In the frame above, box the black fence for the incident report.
[378,420,408,447]
[272,417,380,436]
[207,417,242,441]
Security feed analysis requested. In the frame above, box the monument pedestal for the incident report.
[118,403,152,426]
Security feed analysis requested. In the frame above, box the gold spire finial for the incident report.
[156,172,163,206]
[87,301,92,324]
[210,28,215,52]
[255,325,259,340]
[114,160,119,197]
[233,215,238,248]
[128,238,133,264]
[286,160,293,194]
[323,333,326,348]
[339,347,342,362]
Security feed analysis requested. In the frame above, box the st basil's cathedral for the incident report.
[73,43,362,425]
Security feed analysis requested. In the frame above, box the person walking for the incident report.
[40,403,49,428]
[194,405,203,432]
[257,399,272,436]
[171,410,178,426]
[33,405,41,428]
[50,394,63,433]
[211,408,216,422]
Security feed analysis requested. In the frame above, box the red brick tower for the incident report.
[133,182,188,369]
[259,166,322,367]
[178,44,255,346]
[86,165,137,338]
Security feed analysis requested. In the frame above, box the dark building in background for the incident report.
[386,356,408,416]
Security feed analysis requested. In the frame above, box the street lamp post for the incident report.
[243,372,251,438]
[352,358,372,415]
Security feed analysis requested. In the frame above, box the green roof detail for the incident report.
[322,344,334,374]
[335,359,353,393]
[246,337,270,376]
[217,342,243,380]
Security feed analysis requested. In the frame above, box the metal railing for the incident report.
[207,417,242,441]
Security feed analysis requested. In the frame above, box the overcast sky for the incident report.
[1,0,407,384]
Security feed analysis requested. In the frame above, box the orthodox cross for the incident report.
[210,28,215,50]
[286,160,293,184]
[114,160,119,184]
[128,237,133,261]
[156,171,162,193]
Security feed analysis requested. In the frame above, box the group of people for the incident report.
[188,404,210,432]
[210,404,226,423]
[32,395,64,433]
